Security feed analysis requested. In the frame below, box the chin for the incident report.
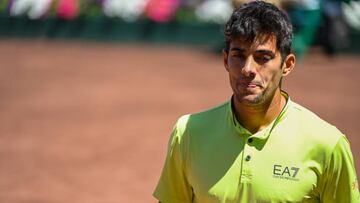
[236,94,264,105]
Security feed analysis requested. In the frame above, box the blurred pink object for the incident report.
[145,0,180,22]
[57,0,79,20]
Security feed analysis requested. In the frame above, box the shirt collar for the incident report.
[228,91,292,140]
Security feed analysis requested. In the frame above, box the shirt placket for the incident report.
[240,132,254,183]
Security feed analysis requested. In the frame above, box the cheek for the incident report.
[229,73,237,86]
[227,65,242,79]
[259,69,282,86]
[228,58,244,69]
[228,72,239,91]
[269,70,283,86]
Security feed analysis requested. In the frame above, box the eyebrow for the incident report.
[230,48,275,55]
[230,48,245,52]
[255,49,275,55]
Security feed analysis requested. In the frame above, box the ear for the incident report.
[223,49,229,72]
[282,53,295,76]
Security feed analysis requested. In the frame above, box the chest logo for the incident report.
[273,164,300,181]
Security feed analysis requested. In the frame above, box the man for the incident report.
[154,1,359,202]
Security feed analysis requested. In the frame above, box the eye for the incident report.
[231,53,246,60]
[255,54,273,64]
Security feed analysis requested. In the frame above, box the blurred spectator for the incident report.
[343,0,360,30]
[282,0,322,59]
[9,0,53,19]
[93,0,104,6]
[103,0,149,22]
[57,0,79,20]
[1,0,11,12]
[319,0,350,56]
[195,0,233,24]
[179,0,202,8]
[78,0,104,17]
[144,0,180,22]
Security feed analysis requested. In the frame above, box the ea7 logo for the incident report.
[273,164,300,181]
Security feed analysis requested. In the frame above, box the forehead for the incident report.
[229,34,278,52]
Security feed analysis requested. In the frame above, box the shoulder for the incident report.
[288,101,345,154]
[168,102,230,159]
[290,101,342,135]
[181,101,230,129]
[172,101,230,138]
[189,101,229,121]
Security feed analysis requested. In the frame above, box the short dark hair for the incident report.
[224,1,293,59]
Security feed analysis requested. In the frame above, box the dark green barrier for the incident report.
[0,14,359,53]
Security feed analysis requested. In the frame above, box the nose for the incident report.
[241,56,256,78]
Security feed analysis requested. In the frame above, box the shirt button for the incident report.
[248,138,253,143]
[245,155,251,161]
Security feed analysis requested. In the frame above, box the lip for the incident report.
[238,81,262,89]
[247,83,258,88]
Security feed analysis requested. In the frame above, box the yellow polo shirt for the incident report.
[154,93,359,202]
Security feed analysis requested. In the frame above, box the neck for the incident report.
[233,89,286,134]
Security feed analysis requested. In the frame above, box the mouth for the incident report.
[239,81,262,89]
[247,83,258,88]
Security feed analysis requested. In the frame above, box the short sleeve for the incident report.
[320,135,360,202]
[153,117,193,203]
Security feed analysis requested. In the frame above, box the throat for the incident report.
[233,91,286,134]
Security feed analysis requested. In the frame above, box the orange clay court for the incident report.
[0,39,359,202]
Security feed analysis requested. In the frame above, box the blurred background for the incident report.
[0,0,359,202]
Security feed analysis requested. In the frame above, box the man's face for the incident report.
[223,34,294,106]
